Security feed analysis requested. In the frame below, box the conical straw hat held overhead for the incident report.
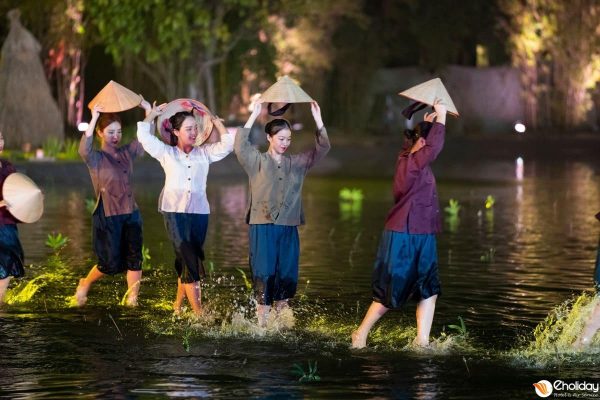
[398,78,459,119]
[88,80,142,113]
[0,172,44,223]
[259,75,314,116]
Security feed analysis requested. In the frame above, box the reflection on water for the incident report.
[1,158,599,397]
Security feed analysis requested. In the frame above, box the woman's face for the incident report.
[174,116,198,148]
[267,128,292,155]
[98,121,122,149]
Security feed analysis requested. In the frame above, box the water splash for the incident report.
[508,292,600,367]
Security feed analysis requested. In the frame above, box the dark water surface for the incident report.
[1,153,600,399]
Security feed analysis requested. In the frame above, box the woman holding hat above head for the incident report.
[74,101,149,307]
[0,131,27,305]
[235,101,330,328]
[352,99,447,349]
[137,99,235,317]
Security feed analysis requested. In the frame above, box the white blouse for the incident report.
[136,121,235,214]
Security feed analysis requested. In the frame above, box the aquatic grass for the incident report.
[447,316,468,337]
[485,195,495,209]
[292,361,321,382]
[507,292,600,367]
[141,245,152,270]
[235,267,252,292]
[45,233,69,253]
[444,199,461,216]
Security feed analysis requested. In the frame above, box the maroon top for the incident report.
[0,159,19,225]
[79,134,144,217]
[384,122,445,234]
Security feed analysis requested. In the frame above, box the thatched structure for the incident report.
[0,9,63,149]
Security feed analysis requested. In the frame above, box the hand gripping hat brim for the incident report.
[88,80,142,113]
[157,99,214,146]
[399,77,459,119]
[1,172,44,223]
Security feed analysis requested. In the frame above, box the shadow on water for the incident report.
[1,154,599,398]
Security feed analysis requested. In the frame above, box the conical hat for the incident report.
[398,78,459,117]
[259,76,314,103]
[156,99,214,146]
[88,81,142,112]
[1,173,43,223]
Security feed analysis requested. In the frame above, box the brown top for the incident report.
[79,134,144,217]
[234,127,330,226]
[0,159,18,225]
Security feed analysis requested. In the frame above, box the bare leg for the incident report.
[125,270,142,307]
[173,278,185,315]
[351,301,389,349]
[183,282,202,316]
[0,276,12,305]
[257,304,271,328]
[74,266,105,306]
[415,295,438,347]
[577,302,600,348]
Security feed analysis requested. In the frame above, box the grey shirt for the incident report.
[234,127,331,226]
[79,134,144,217]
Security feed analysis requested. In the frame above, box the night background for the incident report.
[0,1,599,399]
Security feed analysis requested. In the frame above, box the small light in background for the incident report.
[292,123,303,131]
[35,148,44,159]
[78,122,89,132]
[515,156,524,181]
[514,122,526,133]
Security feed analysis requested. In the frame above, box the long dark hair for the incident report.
[404,121,433,144]
[167,111,194,146]
[265,118,292,136]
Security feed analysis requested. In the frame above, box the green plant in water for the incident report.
[447,316,468,337]
[206,261,215,279]
[339,188,363,202]
[485,195,495,209]
[292,361,320,382]
[299,280,311,302]
[444,199,461,216]
[235,267,252,291]
[85,198,96,214]
[141,245,151,270]
[45,233,69,253]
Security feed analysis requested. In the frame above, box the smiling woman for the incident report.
[137,99,235,317]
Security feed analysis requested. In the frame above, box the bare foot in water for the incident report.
[412,337,431,348]
[351,330,367,349]
[73,279,89,307]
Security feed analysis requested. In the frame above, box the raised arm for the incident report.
[136,101,168,161]
[293,102,331,171]
[234,102,262,173]
[409,101,447,168]
[204,116,235,163]
[79,104,102,167]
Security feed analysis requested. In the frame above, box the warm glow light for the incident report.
[515,157,524,181]
[514,122,526,133]
[78,122,89,132]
